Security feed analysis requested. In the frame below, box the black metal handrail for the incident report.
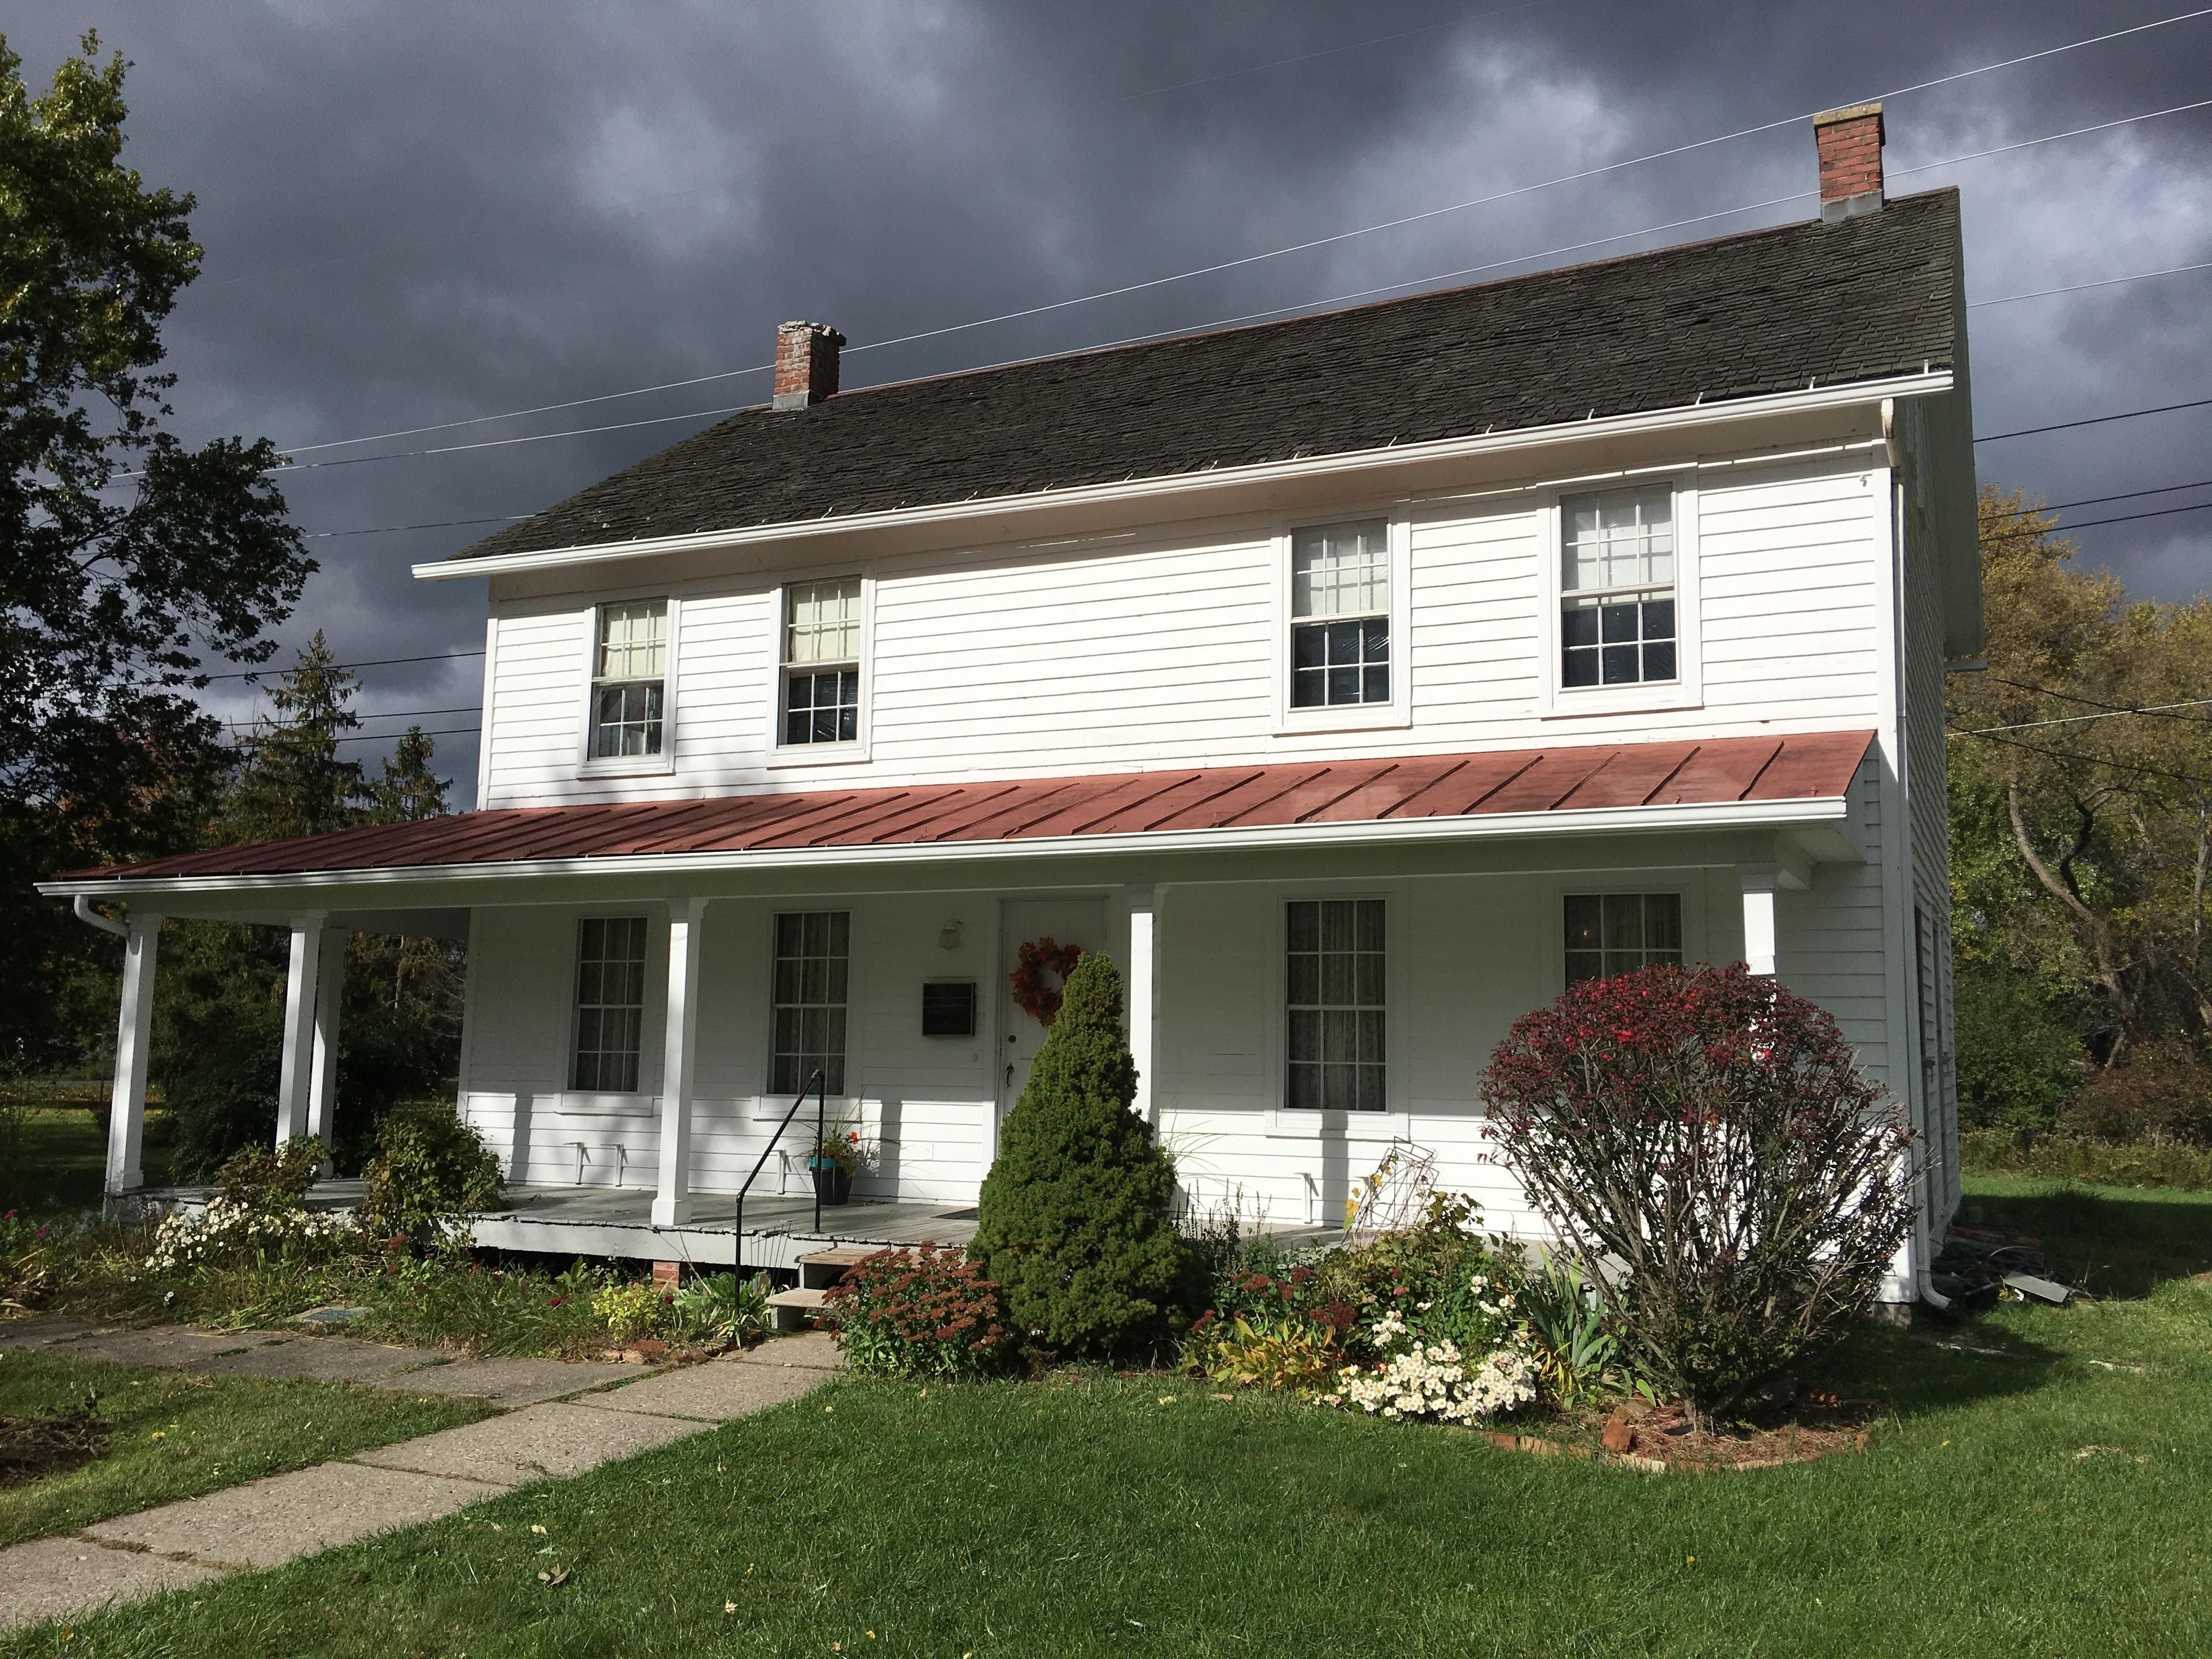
[733,1069,827,1276]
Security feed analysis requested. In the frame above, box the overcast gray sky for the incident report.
[14,2,2212,806]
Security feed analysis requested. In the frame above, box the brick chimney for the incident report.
[772,320,844,410]
[1813,103,1884,222]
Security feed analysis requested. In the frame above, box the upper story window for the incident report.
[571,916,649,1092]
[782,578,862,745]
[1560,486,1676,688]
[1290,520,1389,709]
[1563,892,1682,985]
[590,600,668,757]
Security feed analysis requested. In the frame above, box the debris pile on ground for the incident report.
[1935,1226,2085,1308]
[0,1392,109,1488]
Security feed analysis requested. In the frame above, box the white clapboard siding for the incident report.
[477,453,1891,805]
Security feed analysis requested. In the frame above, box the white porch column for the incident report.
[305,925,347,1169]
[653,898,708,1227]
[274,912,328,1147]
[1737,865,1779,978]
[1127,887,1160,1126]
[105,914,162,1196]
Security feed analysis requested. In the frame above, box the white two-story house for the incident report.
[54,104,1977,1302]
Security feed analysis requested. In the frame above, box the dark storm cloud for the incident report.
[10,2,2211,803]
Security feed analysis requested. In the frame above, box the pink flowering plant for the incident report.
[1482,961,1914,1422]
[823,1244,1015,1380]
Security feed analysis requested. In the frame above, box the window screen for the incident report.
[771,911,850,1094]
[1286,898,1385,1111]
[1563,893,1683,984]
[571,916,649,1092]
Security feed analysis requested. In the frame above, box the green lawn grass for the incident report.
[0,1351,495,1551]
[10,1176,2207,1658]
[1,1101,172,1215]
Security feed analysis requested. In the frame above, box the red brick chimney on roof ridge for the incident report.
[773,320,844,410]
[1813,103,1884,223]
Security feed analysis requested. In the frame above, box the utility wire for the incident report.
[196,649,486,684]
[222,704,480,730]
[1950,726,2212,790]
[1950,696,2212,737]
[1970,257,2212,309]
[302,515,529,540]
[1978,396,2212,443]
[244,9,2212,465]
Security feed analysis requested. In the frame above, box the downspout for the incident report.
[1884,396,1951,1314]
[73,895,129,938]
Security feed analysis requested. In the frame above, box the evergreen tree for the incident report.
[368,726,448,824]
[968,952,1184,1356]
[215,632,363,844]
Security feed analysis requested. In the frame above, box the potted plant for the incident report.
[807,1124,865,1206]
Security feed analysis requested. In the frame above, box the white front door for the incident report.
[997,897,1107,1131]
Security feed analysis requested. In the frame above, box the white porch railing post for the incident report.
[1737,865,1780,978]
[653,897,709,1227]
[275,912,328,1148]
[105,913,162,1197]
[305,925,347,1171]
[1127,887,1159,1125]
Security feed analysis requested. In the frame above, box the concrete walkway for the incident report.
[0,1319,842,1630]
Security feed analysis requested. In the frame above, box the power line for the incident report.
[195,649,486,684]
[2039,478,2212,513]
[1978,396,2212,443]
[1950,696,2212,737]
[1969,257,2212,309]
[222,704,480,730]
[237,9,2212,467]
[1951,726,2212,790]
[302,515,529,540]
[2050,499,2212,533]
[224,725,481,749]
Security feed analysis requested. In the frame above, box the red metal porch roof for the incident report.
[60,731,1874,884]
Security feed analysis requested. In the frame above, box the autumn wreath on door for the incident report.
[1010,937,1084,1025]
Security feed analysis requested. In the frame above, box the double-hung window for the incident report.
[590,600,668,757]
[1290,521,1390,709]
[571,916,649,1091]
[771,911,850,1095]
[1563,893,1682,984]
[782,578,861,745]
[1560,486,1676,688]
[1286,899,1385,1111]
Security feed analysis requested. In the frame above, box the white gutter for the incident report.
[39,791,1849,902]
[414,372,1952,582]
[72,895,129,937]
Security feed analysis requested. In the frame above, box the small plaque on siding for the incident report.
[922,980,977,1038]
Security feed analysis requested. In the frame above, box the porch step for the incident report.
[767,1286,832,1333]
[796,1245,881,1291]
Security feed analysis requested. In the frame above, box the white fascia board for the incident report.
[414,372,1952,582]
[38,793,1847,902]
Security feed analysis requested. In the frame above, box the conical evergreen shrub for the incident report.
[969,952,1183,1355]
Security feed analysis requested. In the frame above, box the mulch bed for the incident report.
[1492,1392,1874,1474]
[0,1397,110,1488]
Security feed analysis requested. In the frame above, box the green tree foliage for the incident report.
[158,645,462,1176]
[968,953,1183,1357]
[358,1097,505,1252]
[1952,965,2084,1132]
[0,33,309,1070]
[1950,487,2212,1070]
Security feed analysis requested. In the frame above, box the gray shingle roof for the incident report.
[449,190,1960,563]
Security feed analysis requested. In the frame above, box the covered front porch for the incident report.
[50,733,1887,1254]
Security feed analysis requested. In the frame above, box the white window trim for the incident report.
[1271,509,1414,736]
[558,906,663,1111]
[1264,887,1403,1131]
[576,594,680,779]
[1536,475,1703,719]
[765,572,876,769]
[1547,876,1706,1001]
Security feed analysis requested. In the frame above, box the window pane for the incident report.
[571,914,650,1092]
[596,601,667,679]
[771,910,852,1100]
[1564,893,1684,983]
[1559,486,1677,690]
[1290,521,1389,619]
[785,578,861,665]
[1285,899,1384,1110]
[1643,641,1677,682]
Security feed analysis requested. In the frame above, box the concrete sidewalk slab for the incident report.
[583,1359,824,1421]
[195,1334,430,1385]
[725,1332,842,1371]
[85,1462,505,1571]
[41,1327,256,1369]
[385,1355,639,1405]
[0,1316,111,1351]
[351,1400,705,1487]
[0,1537,226,1630]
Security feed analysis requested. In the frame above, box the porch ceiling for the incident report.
[43,732,1873,903]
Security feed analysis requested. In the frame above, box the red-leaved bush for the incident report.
[1481,963,1913,1418]
[821,1243,1016,1380]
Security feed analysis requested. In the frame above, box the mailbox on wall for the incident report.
[922,980,977,1038]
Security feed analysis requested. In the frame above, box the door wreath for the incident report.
[1010,937,1084,1025]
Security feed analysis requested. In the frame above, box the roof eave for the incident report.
[417,369,1952,582]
